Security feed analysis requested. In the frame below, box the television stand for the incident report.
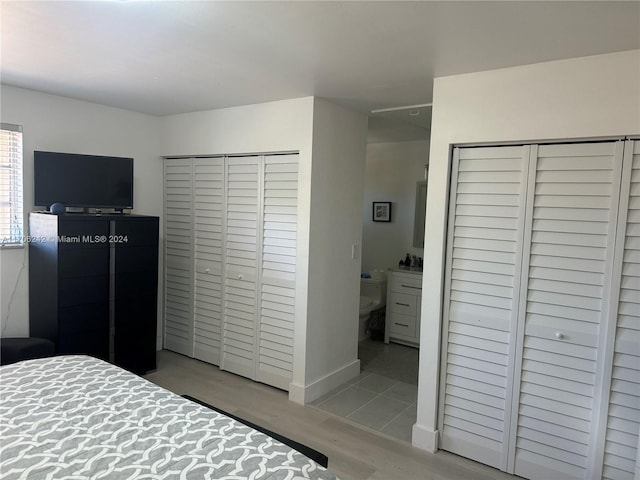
[28,212,159,374]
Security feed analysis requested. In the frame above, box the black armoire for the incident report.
[29,212,159,374]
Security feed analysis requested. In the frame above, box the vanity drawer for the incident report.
[389,313,417,338]
[389,274,422,296]
[388,292,417,316]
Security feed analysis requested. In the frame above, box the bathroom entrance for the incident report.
[312,106,429,443]
[312,335,419,443]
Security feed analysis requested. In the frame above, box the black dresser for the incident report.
[28,212,159,374]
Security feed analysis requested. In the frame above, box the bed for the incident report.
[0,355,337,479]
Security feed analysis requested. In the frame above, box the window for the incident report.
[0,124,23,247]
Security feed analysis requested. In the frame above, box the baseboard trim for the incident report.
[288,359,361,404]
[412,423,439,453]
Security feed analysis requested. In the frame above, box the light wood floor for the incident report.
[145,350,516,480]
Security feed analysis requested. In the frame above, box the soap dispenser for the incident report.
[404,253,411,269]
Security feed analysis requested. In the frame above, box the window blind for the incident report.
[0,123,23,247]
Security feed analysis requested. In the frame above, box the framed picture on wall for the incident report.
[372,201,392,222]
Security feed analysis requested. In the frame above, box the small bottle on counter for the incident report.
[404,253,411,269]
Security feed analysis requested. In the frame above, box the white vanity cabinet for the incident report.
[385,269,422,347]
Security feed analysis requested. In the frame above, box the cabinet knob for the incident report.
[555,332,565,340]
[238,274,243,280]
[205,268,210,273]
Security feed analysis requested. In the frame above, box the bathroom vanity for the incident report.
[385,268,422,347]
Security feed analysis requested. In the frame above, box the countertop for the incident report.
[387,267,423,275]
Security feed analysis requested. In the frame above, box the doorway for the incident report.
[312,106,430,443]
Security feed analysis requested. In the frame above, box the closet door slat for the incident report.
[257,154,298,390]
[194,157,224,365]
[439,145,530,470]
[164,158,194,356]
[221,157,260,379]
[512,142,623,480]
[601,141,640,480]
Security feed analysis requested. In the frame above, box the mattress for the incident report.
[0,355,337,479]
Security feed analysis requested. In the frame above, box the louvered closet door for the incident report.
[193,157,224,365]
[221,156,260,379]
[600,140,640,480]
[439,145,531,470]
[163,158,194,356]
[510,142,624,479]
[257,154,298,390]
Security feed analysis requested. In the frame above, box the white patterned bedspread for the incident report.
[0,355,337,479]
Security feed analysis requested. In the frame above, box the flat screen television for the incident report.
[34,151,134,210]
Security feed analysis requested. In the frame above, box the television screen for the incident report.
[34,151,134,210]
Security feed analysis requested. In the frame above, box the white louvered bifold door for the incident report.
[439,145,531,470]
[257,154,298,390]
[599,140,640,480]
[221,156,261,379]
[440,141,639,479]
[193,157,224,365]
[163,158,194,356]
[510,142,624,480]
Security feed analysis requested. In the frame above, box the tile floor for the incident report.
[358,337,419,384]
[311,338,419,442]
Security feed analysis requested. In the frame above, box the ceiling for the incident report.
[1,1,639,142]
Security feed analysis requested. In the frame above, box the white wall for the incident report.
[0,85,162,341]
[362,140,429,274]
[159,97,315,158]
[159,97,369,403]
[303,98,369,400]
[414,50,640,452]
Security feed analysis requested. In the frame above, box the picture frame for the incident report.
[372,201,392,222]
